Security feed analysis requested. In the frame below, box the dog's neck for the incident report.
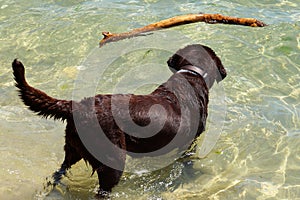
[178,65,209,86]
[180,65,207,77]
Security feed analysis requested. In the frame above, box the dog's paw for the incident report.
[96,189,110,199]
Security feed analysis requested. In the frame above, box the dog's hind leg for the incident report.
[52,143,82,185]
[96,165,125,197]
[96,138,127,197]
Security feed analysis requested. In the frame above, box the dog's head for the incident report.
[167,44,227,88]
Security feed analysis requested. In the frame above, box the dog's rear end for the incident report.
[12,59,127,196]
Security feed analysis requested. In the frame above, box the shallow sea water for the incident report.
[0,0,300,199]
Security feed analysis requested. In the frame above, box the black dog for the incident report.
[12,44,226,196]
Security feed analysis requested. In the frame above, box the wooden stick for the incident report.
[99,13,267,47]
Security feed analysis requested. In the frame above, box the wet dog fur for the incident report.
[12,44,226,196]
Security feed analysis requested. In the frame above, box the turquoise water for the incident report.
[1,0,300,199]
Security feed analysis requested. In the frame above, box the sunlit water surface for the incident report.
[0,0,299,199]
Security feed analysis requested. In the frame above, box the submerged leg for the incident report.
[52,143,82,185]
[96,165,125,197]
[96,138,126,197]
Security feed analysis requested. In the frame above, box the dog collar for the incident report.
[178,65,208,79]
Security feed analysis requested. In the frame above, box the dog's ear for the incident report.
[167,53,181,72]
[202,45,227,82]
[167,52,191,72]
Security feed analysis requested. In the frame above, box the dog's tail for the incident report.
[12,59,72,120]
